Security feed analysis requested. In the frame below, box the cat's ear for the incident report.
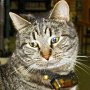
[49,0,70,21]
[9,12,31,31]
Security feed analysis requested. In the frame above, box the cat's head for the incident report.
[9,0,78,73]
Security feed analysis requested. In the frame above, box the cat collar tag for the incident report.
[50,72,78,90]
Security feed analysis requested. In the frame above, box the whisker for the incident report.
[77,56,88,58]
[75,64,89,75]
[76,59,88,62]
[11,60,37,75]
[75,68,79,81]
[27,68,35,73]
[26,60,41,72]
[11,66,24,75]
[76,61,90,69]
[75,67,79,73]
[26,66,35,73]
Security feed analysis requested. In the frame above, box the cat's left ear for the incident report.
[49,0,70,21]
[9,12,31,31]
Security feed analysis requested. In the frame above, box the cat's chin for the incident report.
[30,60,74,74]
[31,64,72,76]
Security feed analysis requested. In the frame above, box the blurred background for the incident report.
[0,0,90,90]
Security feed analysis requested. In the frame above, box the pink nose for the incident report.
[40,49,52,60]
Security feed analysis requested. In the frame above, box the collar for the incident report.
[18,68,78,90]
[42,71,78,90]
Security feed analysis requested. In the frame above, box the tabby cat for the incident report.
[0,0,78,90]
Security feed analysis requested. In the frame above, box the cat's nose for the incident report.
[40,49,52,60]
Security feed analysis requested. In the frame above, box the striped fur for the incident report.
[0,0,78,90]
[0,19,78,90]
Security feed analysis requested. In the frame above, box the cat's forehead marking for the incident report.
[20,19,68,41]
[31,20,49,36]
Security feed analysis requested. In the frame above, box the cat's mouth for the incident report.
[29,63,73,76]
[29,58,73,71]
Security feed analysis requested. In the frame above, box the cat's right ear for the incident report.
[9,12,31,31]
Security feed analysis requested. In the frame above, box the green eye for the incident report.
[29,42,38,48]
[51,37,60,44]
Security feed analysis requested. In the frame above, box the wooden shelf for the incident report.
[10,0,52,13]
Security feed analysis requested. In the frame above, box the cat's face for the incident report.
[9,0,78,73]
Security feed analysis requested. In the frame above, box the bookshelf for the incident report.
[1,0,52,56]
[10,0,52,13]
[0,0,4,54]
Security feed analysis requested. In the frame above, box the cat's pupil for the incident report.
[31,42,34,47]
[51,37,60,44]
[30,42,38,48]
